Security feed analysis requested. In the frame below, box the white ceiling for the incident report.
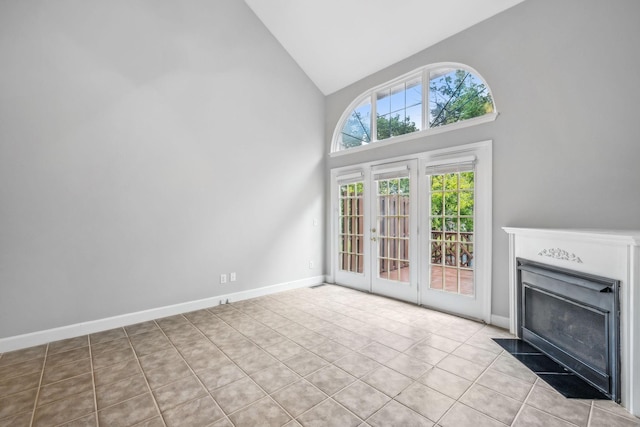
[244,0,525,95]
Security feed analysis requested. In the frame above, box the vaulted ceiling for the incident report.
[244,0,525,95]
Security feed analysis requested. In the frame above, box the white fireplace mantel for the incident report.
[503,227,640,417]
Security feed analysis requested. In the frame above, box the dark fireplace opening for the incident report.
[515,258,620,402]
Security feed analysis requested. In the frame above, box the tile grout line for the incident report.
[172,307,305,421]
[240,294,436,426]
[586,401,594,427]
[199,304,290,424]
[396,319,498,423]
[155,313,235,426]
[294,289,486,421]
[509,371,537,426]
[591,402,640,424]
[207,300,369,425]
[514,377,547,426]
[431,345,507,425]
[28,343,48,427]
[511,365,592,427]
[202,303,333,424]
[266,291,450,424]
[360,375,428,425]
[87,335,99,427]
[211,307,310,425]
[125,322,169,427]
[292,391,365,426]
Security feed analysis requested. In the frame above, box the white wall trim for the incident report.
[490,314,510,330]
[0,276,325,353]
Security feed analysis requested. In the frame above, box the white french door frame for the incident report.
[328,141,492,323]
[333,168,371,291]
[418,143,493,323]
[370,159,419,303]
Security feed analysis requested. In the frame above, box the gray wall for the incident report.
[326,0,640,318]
[0,0,325,338]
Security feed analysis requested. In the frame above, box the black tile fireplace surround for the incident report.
[514,258,621,402]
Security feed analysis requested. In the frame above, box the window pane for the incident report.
[444,192,458,215]
[428,170,475,295]
[431,175,443,190]
[406,77,422,132]
[376,76,422,141]
[376,89,391,116]
[431,192,443,215]
[431,265,444,290]
[341,99,372,149]
[389,83,405,115]
[444,267,459,292]
[334,65,494,152]
[406,77,422,107]
[389,179,399,195]
[429,68,494,128]
[338,180,364,274]
[431,240,442,265]
[444,173,458,190]
[399,178,410,195]
[376,114,392,140]
[460,171,474,189]
[461,243,473,267]
[459,191,474,216]
[406,104,422,132]
[445,218,458,231]
[445,241,457,266]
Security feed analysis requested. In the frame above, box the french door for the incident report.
[370,161,418,302]
[335,160,418,303]
[419,158,487,321]
[331,142,492,322]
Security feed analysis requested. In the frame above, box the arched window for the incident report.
[333,63,497,153]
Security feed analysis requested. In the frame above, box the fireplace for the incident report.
[517,258,620,401]
[503,227,640,417]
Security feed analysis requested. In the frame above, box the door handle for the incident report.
[371,237,377,242]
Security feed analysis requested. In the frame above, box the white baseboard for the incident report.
[490,314,510,330]
[0,275,325,353]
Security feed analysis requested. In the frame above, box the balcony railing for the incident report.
[430,231,473,268]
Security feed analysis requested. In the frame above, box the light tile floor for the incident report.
[1,284,639,427]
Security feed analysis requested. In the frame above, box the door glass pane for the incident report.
[429,171,474,295]
[376,176,410,283]
[338,181,365,274]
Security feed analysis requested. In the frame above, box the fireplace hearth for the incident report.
[517,258,620,401]
[493,337,610,400]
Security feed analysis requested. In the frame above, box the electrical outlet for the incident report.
[230,272,236,282]
[309,260,314,269]
[220,274,227,284]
